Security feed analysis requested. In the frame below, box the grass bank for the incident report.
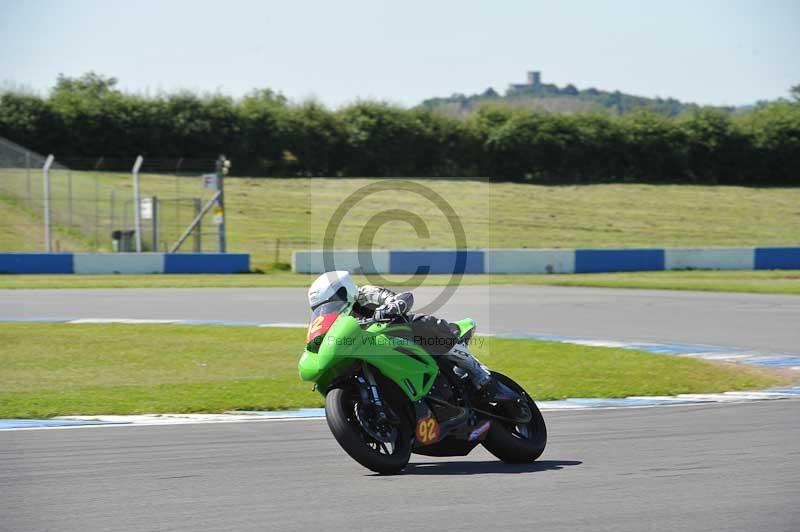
[1,270,799,295]
[0,194,91,252]
[0,323,788,418]
[4,173,799,270]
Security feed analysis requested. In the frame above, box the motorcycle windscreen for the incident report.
[306,301,348,343]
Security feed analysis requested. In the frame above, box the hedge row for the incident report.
[1,74,798,183]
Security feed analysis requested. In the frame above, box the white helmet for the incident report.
[308,271,357,309]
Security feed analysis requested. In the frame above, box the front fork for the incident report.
[355,361,394,424]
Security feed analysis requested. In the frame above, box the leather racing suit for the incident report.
[352,285,491,389]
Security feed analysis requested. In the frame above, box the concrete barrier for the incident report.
[74,253,164,274]
[292,247,800,274]
[485,249,574,274]
[0,253,250,274]
[665,248,754,270]
[292,250,390,274]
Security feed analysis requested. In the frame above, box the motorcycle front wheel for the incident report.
[325,382,413,474]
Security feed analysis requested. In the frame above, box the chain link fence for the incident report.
[263,237,312,269]
[0,137,222,253]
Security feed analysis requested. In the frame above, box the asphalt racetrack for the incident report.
[2,286,799,531]
[3,285,800,353]
[2,401,799,532]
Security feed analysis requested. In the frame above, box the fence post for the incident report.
[25,151,31,208]
[110,190,115,243]
[94,176,99,245]
[67,170,73,227]
[43,154,54,252]
[215,155,228,253]
[193,198,201,252]
[152,195,159,252]
[169,192,219,253]
[132,156,143,253]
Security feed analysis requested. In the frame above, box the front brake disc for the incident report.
[355,404,398,444]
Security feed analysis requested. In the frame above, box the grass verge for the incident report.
[0,323,790,418]
[1,270,799,294]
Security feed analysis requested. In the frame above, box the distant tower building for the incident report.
[509,70,543,91]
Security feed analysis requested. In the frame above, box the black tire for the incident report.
[482,372,547,463]
[325,383,413,474]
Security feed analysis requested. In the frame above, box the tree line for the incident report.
[1,73,798,184]
[423,82,698,117]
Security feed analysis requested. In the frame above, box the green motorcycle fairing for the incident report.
[298,312,439,401]
[453,318,476,339]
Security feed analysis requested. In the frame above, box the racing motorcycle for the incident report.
[298,300,547,474]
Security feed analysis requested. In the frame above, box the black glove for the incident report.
[373,295,410,321]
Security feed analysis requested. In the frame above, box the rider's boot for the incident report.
[444,342,491,389]
[444,343,530,420]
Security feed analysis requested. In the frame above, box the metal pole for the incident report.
[132,155,143,252]
[110,190,115,238]
[67,170,73,227]
[94,176,99,244]
[43,155,54,252]
[193,198,201,252]
[216,155,227,253]
[176,176,180,232]
[169,191,220,253]
[122,200,128,246]
[25,151,31,208]
[152,196,159,251]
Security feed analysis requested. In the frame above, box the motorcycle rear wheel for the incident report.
[482,372,547,463]
[325,383,413,474]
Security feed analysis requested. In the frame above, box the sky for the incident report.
[1,0,798,108]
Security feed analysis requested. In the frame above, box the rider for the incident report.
[308,271,499,395]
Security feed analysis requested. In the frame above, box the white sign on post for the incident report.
[203,173,218,190]
[140,197,153,220]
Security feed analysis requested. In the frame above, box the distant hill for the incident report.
[420,70,739,117]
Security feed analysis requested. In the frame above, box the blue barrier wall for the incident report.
[0,253,74,274]
[575,249,665,273]
[0,253,250,274]
[389,250,485,274]
[163,253,250,274]
[293,247,800,274]
[755,247,800,270]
